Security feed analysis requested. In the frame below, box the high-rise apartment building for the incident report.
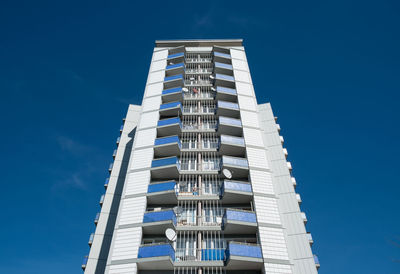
[82,39,319,274]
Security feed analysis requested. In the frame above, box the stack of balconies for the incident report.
[137,46,263,273]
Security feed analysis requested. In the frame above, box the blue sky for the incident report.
[0,0,399,273]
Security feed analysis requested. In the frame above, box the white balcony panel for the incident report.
[234,70,251,84]
[142,96,161,112]
[111,227,142,261]
[254,195,281,225]
[129,148,153,171]
[243,128,264,147]
[145,82,163,97]
[232,58,249,72]
[118,196,146,226]
[230,49,247,61]
[138,111,158,129]
[238,95,257,111]
[150,59,166,72]
[259,226,290,261]
[134,128,156,148]
[109,263,137,274]
[241,111,260,128]
[152,49,168,61]
[264,263,293,274]
[249,170,274,195]
[147,70,165,84]
[125,171,150,196]
[236,82,254,96]
[247,147,269,170]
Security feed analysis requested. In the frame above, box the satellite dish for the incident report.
[169,62,174,65]
[165,228,176,242]
[182,87,189,92]
[189,77,195,80]
[173,206,183,214]
[222,168,232,179]
[211,87,216,91]
[209,75,215,79]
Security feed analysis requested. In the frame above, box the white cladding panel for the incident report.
[236,82,254,96]
[247,147,269,170]
[118,196,146,226]
[129,148,153,170]
[232,58,249,72]
[138,111,158,129]
[250,170,274,195]
[109,263,137,274]
[111,227,142,261]
[234,70,251,83]
[142,96,161,112]
[259,226,290,261]
[264,263,293,274]
[254,195,281,225]
[230,49,247,61]
[134,128,156,148]
[241,111,260,128]
[243,127,264,147]
[286,234,313,259]
[125,170,150,196]
[238,95,257,111]
[147,70,165,84]
[150,59,166,72]
[152,50,168,61]
[145,82,163,97]
[293,257,318,274]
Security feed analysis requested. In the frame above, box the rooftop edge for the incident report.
[155,39,243,47]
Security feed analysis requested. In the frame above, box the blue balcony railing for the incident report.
[162,87,183,95]
[219,116,242,127]
[218,101,239,110]
[148,181,176,193]
[216,74,235,82]
[143,209,177,225]
[201,249,225,261]
[222,156,248,168]
[157,117,182,127]
[223,209,257,225]
[166,63,185,70]
[138,243,175,261]
[160,101,182,110]
[222,180,252,193]
[168,52,184,59]
[226,242,262,259]
[154,135,181,148]
[164,74,183,82]
[81,255,88,269]
[314,254,320,265]
[151,156,179,168]
[220,135,245,146]
[217,86,237,95]
[215,62,233,70]
[214,52,231,59]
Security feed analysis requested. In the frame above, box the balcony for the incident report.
[301,212,307,224]
[81,255,88,270]
[218,116,242,136]
[175,248,225,266]
[219,135,245,157]
[164,74,184,89]
[137,243,174,270]
[151,156,180,179]
[214,51,232,64]
[162,87,183,103]
[214,62,233,74]
[221,180,252,204]
[307,232,314,245]
[221,156,249,179]
[314,254,320,269]
[142,209,177,234]
[88,233,94,246]
[165,63,185,76]
[104,178,109,189]
[154,135,181,157]
[225,242,263,270]
[159,101,182,117]
[147,181,177,204]
[94,213,100,225]
[215,74,235,88]
[99,194,104,206]
[222,209,257,234]
[216,86,237,102]
[216,101,240,118]
[167,52,185,62]
[157,117,182,137]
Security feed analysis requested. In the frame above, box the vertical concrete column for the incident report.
[197,228,202,261]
